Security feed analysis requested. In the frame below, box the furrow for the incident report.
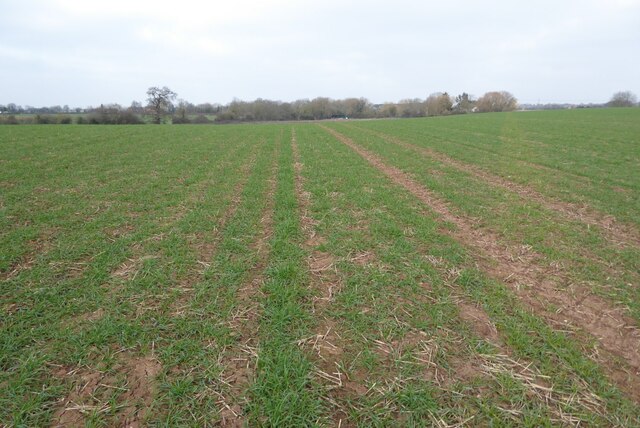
[216,145,278,427]
[168,149,261,317]
[292,129,354,425]
[320,124,640,402]
[194,149,260,266]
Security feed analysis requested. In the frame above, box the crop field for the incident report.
[1,108,640,426]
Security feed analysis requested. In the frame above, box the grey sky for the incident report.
[1,0,639,107]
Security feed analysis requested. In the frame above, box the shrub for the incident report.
[35,115,55,124]
[172,115,191,124]
[2,115,19,125]
[192,114,213,124]
[475,91,518,112]
[115,110,143,124]
[214,111,235,122]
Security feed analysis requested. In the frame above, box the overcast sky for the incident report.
[1,0,639,107]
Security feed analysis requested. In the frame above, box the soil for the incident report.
[51,354,161,427]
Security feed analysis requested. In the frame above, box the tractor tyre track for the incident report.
[348,125,640,249]
[320,125,640,402]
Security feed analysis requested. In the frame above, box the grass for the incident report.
[1,109,639,426]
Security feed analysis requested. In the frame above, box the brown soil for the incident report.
[455,300,500,344]
[358,126,640,249]
[51,354,161,427]
[321,125,640,402]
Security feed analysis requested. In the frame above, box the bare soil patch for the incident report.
[51,353,161,427]
[455,300,500,344]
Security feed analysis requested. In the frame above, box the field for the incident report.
[1,108,640,426]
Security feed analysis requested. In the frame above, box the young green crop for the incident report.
[1,109,639,426]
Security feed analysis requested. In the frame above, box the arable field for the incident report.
[1,108,640,426]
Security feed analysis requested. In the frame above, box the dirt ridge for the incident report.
[321,125,640,402]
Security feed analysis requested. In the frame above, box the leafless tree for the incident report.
[608,91,637,107]
[147,86,177,124]
[425,92,453,116]
[475,91,517,112]
[453,93,475,113]
[397,98,425,117]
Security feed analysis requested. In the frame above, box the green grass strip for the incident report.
[247,128,324,426]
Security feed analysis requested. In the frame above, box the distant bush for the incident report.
[58,116,72,124]
[172,115,191,124]
[1,115,19,125]
[35,114,56,124]
[608,91,637,108]
[192,114,213,124]
[76,116,86,124]
[82,109,143,125]
[115,110,144,124]
[475,91,518,112]
[214,111,236,122]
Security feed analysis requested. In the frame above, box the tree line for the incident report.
[1,89,637,125]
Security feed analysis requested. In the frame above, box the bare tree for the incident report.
[608,91,637,107]
[453,93,475,113]
[146,86,177,124]
[309,97,332,120]
[475,91,517,112]
[129,101,144,114]
[173,99,190,123]
[397,98,425,117]
[379,103,398,118]
[425,92,453,116]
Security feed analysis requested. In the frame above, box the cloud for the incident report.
[1,0,638,105]
[136,27,231,56]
